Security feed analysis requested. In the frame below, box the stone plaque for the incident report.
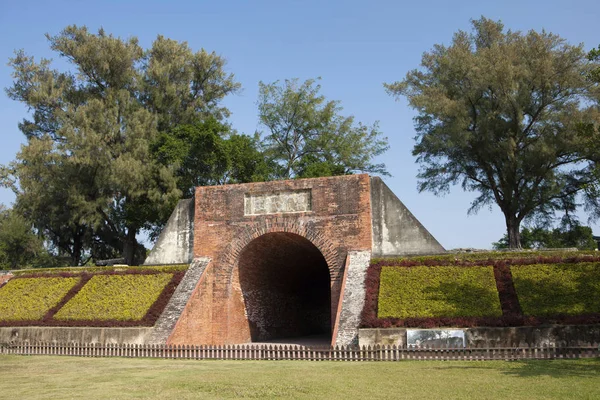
[244,190,311,215]
[406,329,465,348]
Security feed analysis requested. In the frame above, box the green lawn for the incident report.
[1,355,599,399]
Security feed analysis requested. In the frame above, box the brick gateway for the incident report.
[145,174,444,346]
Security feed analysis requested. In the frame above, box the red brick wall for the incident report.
[0,273,13,287]
[168,174,373,345]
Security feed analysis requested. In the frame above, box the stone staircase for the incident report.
[147,257,210,344]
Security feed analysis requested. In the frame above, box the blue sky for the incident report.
[0,0,599,249]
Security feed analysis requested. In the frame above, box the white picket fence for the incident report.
[1,342,598,361]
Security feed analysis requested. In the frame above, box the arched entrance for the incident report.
[238,232,332,343]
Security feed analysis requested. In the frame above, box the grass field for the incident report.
[1,355,599,399]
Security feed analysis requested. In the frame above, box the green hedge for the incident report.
[378,266,502,319]
[372,250,594,265]
[54,273,173,321]
[512,263,600,316]
[0,277,80,321]
[11,264,189,276]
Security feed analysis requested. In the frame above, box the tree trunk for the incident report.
[506,214,521,249]
[72,240,82,266]
[70,228,84,266]
[122,225,138,266]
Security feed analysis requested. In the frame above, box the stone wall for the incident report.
[0,327,152,344]
[333,251,371,346]
[148,257,210,344]
[359,326,600,347]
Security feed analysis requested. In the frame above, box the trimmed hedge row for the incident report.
[0,277,80,321]
[11,264,189,276]
[55,273,174,321]
[362,254,600,329]
[378,266,502,319]
[0,266,187,327]
[371,250,596,264]
[512,263,600,316]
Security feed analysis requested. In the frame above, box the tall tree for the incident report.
[492,223,597,250]
[0,205,51,270]
[1,137,101,266]
[258,78,389,179]
[4,26,240,265]
[143,35,241,131]
[589,45,600,81]
[152,118,272,199]
[385,17,600,248]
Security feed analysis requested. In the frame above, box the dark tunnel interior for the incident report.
[238,232,331,342]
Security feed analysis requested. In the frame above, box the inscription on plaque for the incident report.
[244,190,312,215]
[407,329,466,348]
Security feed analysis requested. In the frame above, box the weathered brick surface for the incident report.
[0,273,13,287]
[168,174,373,345]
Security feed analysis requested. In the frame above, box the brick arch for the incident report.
[220,219,341,284]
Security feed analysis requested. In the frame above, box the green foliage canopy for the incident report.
[0,206,46,269]
[385,17,600,248]
[492,224,597,250]
[4,26,240,265]
[152,118,272,198]
[258,78,389,179]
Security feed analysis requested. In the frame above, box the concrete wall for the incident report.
[0,327,153,344]
[144,198,194,265]
[359,326,600,347]
[370,177,445,256]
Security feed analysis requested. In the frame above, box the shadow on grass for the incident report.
[432,358,600,379]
